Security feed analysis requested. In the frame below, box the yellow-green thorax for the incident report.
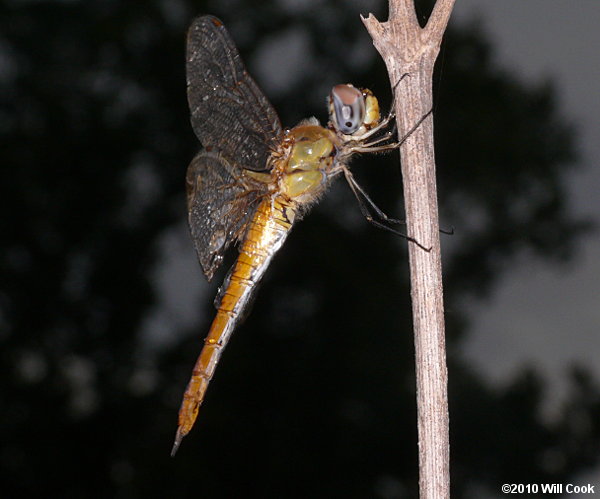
[273,124,339,205]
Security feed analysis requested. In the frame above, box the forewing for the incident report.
[186,150,266,281]
[186,16,282,171]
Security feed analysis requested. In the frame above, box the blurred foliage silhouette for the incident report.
[1,0,598,498]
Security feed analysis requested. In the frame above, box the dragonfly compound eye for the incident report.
[330,84,366,135]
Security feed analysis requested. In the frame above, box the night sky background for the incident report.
[2,0,599,498]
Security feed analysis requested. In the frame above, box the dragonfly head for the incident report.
[329,84,380,138]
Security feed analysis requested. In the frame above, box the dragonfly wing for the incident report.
[186,15,283,172]
[186,149,266,281]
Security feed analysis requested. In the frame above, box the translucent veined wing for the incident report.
[186,150,267,281]
[186,15,283,171]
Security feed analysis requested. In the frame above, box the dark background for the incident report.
[2,0,599,497]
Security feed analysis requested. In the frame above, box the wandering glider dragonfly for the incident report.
[172,15,427,455]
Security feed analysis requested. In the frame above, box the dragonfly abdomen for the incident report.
[172,195,294,455]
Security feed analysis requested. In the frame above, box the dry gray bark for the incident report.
[362,1,455,497]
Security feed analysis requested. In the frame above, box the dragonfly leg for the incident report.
[343,168,431,251]
[348,107,433,154]
[350,72,412,144]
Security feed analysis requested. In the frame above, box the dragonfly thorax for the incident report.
[276,124,338,204]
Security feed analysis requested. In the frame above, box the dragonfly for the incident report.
[172,15,428,455]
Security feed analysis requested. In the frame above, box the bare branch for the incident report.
[427,0,456,42]
[362,1,455,498]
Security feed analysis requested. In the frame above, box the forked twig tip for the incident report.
[361,12,382,34]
